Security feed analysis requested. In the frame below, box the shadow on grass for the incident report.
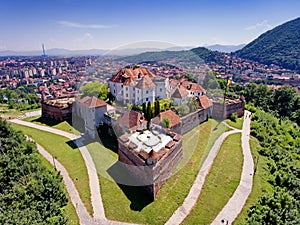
[107,162,153,211]
[66,140,79,150]
[31,116,62,126]
[213,119,225,131]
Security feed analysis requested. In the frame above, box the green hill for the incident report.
[118,47,224,65]
[236,17,300,71]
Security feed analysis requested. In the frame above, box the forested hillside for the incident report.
[0,119,68,224]
[236,17,300,71]
[230,84,300,125]
[245,109,300,224]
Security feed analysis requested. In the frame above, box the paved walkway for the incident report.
[11,113,253,225]
[35,142,93,225]
[211,110,253,225]
[165,128,241,225]
[10,119,136,225]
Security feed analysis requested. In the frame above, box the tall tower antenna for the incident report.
[42,43,46,56]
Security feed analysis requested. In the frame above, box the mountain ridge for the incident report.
[236,17,300,71]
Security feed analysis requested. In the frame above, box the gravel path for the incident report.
[10,119,136,225]
[211,110,253,225]
[165,128,241,225]
[11,112,253,225]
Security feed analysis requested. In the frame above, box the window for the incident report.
[114,90,115,93]
[126,94,128,97]
[126,87,128,91]
[146,98,149,101]
[160,88,162,92]
[146,90,148,94]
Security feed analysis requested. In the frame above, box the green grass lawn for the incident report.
[39,156,80,225]
[10,123,93,217]
[226,116,244,129]
[0,105,41,119]
[87,119,226,225]
[182,133,243,225]
[233,136,272,225]
[23,116,81,135]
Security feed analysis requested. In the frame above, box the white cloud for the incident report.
[245,20,273,31]
[84,33,93,39]
[56,20,117,29]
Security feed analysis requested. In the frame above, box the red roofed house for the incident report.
[115,110,147,134]
[74,96,114,138]
[171,85,189,106]
[181,80,206,97]
[109,67,170,105]
[152,109,182,134]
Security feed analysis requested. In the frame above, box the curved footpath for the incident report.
[11,111,253,225]
[10,119,135,225]
[165,128,241,225]
[166,111,253,225]
[211,110,253,225]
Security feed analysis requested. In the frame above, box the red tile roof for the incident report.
[199,95,213,109]
[181,81,206,93]
[116,110,147,129]
[169,79,180,89]
[135,75,156,89]
[153,109,181,127]
[109,67,156,85]
[171,86,189,98]
[76,96,107,108]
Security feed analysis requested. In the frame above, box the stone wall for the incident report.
[212,98,245,119]
[117,131,183,200]
[42,103,72,121]
[180,107,212,134]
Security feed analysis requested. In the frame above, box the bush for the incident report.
[162,117,170,128]
[229,112,238,122]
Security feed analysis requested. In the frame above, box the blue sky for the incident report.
[0,0,299,51]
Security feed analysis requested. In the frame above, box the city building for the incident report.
[115,110,147,134]
[74,96,115,138]
[108,67,170,105]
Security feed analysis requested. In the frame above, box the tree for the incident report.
[187,97,198,112]
[0,119,68,224]
[176,104,190,117]
[272,85,297,118]
[146,101,153,120]
[107,92,115,104]
[154,100,161,117]
[162,117,170,128]
[80,82,108,100]
[142,102,146,115]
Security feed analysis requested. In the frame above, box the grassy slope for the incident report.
[226,116,244,129]
[182,133,243,225]
[10,123,93,217]
[233,136,272,225]
[87,120,226,225]
[23,116,80,135]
